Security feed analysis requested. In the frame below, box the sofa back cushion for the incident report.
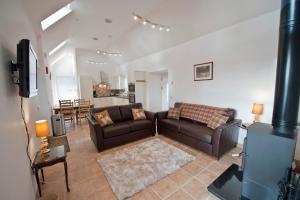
[174,102,235,124]
[91,106,122,122]
[119,103,143,120]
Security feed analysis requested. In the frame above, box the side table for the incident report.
[32,145,70,197]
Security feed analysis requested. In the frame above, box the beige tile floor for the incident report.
[40,121,242,200]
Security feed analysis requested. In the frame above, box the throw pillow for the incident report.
[94,110,114,127]
[132,108,146,120]
[167,107,181,120]
[207,112,229,129]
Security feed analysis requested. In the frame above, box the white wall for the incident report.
[0,0,51,199]
[121,11,280,144]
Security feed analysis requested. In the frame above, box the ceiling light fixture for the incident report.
[41,3,72,31]
[49,40,67,56]
[96,50,122,57]
[88,60,107,65]
[132,13,171,32]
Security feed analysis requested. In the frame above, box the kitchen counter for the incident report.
[93,96,129,108]
[93,95,129,99]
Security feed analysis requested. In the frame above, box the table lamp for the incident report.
[35,120,50,154]
[252,103,264,122]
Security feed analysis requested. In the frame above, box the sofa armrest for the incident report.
[87,114,104,151]
[157,111,168,120]
[212,119,242,159]
[144,111,157,121]
[144,111,157,135]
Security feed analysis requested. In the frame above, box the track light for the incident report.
[132,13,171,32]
[96,50,122,57]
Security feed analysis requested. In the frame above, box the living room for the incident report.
[1,0,300,200]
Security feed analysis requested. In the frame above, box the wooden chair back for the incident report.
[59,100,74,120]
[78,100,91,117]
[74,99,85,107]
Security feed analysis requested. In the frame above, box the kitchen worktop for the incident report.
[93,95,129,99]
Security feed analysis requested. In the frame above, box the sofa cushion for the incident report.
[177,102,232,124]
[120,103,142,120]
[179,120,214,144]
[127,120,152,132]
[160,119,180,131]
[132,108,146,120]
[167,107,181,120]
[94,110,114,127]
[92,106,122,122]
[207,112,229,129]
[103,122,131,138]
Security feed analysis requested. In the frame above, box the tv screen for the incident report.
[17,39,38,97]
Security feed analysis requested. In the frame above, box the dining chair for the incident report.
[74,99,85,107]
[77,100,91,125]
[59,100,75,125]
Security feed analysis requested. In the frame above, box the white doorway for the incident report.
[147,70,169,112]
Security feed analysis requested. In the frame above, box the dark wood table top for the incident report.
[32,145,66,169]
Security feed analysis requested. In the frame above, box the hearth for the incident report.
[208,0,300,199]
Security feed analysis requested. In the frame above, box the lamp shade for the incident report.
[252,103,264,115]
[35,120,49,138]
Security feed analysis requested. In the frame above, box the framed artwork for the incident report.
[194,62,213,81]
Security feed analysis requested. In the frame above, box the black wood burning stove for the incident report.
[208,0,300,199]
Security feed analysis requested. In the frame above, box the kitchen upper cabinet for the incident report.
[111,75,127,89]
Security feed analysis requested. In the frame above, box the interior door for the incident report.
[80,78,93,101]
[135,82,145,105]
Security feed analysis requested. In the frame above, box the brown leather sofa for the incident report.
[157,102,241,159]
[87,103,156,151]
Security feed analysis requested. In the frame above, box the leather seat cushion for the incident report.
[179,120,213,143]
[103,122,130,138]
[160,119,180,131]
[128,120,152,132]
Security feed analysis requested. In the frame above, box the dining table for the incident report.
[53,104,95,124]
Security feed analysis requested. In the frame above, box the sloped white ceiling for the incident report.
[23,0,280,68]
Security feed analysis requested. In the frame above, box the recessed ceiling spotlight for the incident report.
[104,18,112,23]
[103,52,106,55]
[132,13,171,33]
[97,50,100,54]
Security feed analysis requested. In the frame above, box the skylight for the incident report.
[49,41,67,56]
[41,3,72,30]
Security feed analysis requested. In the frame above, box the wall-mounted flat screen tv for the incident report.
[17,39,38,97]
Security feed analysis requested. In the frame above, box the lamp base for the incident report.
[40,136,50,154]
[253,114,261,123]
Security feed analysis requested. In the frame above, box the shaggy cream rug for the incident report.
[98,139,195,200]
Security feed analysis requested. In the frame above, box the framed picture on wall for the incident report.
[194,62,213,81]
